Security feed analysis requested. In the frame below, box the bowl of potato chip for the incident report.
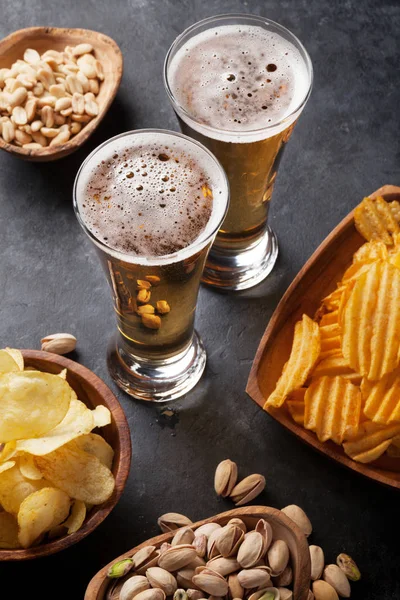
[0,347,131,559]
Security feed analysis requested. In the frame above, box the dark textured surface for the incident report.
[0,1,399,598]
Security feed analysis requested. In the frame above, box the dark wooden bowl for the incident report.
[0,27,123,161]
[247,185,400,490]
[0,350,131,560]
[85,506,311,600]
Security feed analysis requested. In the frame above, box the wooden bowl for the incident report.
[0,27,123,161]
[247,184,400,490]
[85,506,311,600]
[0,349,131,560]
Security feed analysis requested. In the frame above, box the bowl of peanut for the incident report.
[0,27,123,161]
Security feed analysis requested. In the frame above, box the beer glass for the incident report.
[164,14,313,290]
[73,130,229,401]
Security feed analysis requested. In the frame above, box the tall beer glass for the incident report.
[73,130,229,402]
[164,14,313,290]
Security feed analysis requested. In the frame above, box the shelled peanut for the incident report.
[0,43,103,148]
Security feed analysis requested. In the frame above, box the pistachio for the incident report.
[255,519,273,553]
[187,555,206,569]
[248,588,280,600]
[227,518,247,533]
[119,576,150,600]
[192,567,229,597]
[278,589,293,600]
[194,523,221,539]
[172,526,195,546]
[214,459,238,497]
[192,533,207,557]
[173,590,188,600]
[146,567,177,596]
[230,474,266,506]
[107,558,134,578]
[176,568,196,589]
[267,540,289,576]
[145,275,161,285]
[40,333,77,355]
[336,553,361,581]
[134,590,166,600]
[228,573,244,600]
[186,590,203,600]
[323,565,351,598]
[309,546,324,581]
[237,531,265,568]
[158,545,198,572]
[237,567,272,589]
[312,581,338,600]
[216,524,244,557]
[281,505,312,537]
[107,576,132,600]
[158,513,193,533]
[159,542,171,555]
[206,556,240,576]
[207,527,223,559]
[132,546,158,572]
[273,565,292,587]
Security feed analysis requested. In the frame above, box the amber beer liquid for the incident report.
[165,15,313,289]
[73,130,228,401]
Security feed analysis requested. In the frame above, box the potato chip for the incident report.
[19,454,44,481]
[0,441,17,463]
[0,461,15,474]
[35,441,115,505]
[0,463,48,514]
[361,367,400,424]
[4,348,24,371]
[264,315,320,408]
[354,196,400,245]
[286,389,306,426]
[58,368,67,380]
[0,350,20,375]
[0,511,20,548]
[63,499,86,534]
[341,261,400,380]
[0,371,71,442]
[352,240,389,265]
[75,433,114,470]
[16,399,94,456]
[320,286,346,312]
[319,310,339,327]
[92,404,112,428]
[304,376,361,444]
[17,487,70,548]
[343,421,400,463]
[312,355,361,385]
[319,322,341,357]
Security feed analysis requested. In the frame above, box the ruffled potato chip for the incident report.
[362,368,400,424]
[0,371,71,442]
[0,511,20,549]
[75,433,114,470]
[35,441,115,505]
[312,355,361,385]
[17,487,70,548]
[343,421,400,463]
[354,196,400,245]
[63,499,86,534]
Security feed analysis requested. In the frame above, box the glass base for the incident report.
[107,331,206,402]
[202,226,279,291]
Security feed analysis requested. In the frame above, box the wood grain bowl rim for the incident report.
[0,349,131,561]
[246,185,400,490]
[84,506,311,600]
[0,27,123,161]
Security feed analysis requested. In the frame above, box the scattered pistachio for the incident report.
[323,565,350,598]
[312,580,338,600]
[40,333,77,355]
[309,545,324,581]
[230,474,266,506]
[157,513,192,533]
[119,575,150,600]
[336,553,361,581]
[214,459,238,497]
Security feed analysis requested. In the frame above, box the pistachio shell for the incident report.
[237,531,265,568]
[216,524,244,557]
[172,526,195,546]
[273,565,292,587]
[227,518,247,533]
[309,546,324,581]
[176,568,196,589]
[133,546,157,569]
[230,474,266,506]
[237,567,272,589]
[107,558,134,578]
[194,523,221,538]
[323,565,351,598]
[281,505,312,537]
[119,576,150,600]
[228,573,244,600]
[158,544,198,571]
[336,553,361,581]
[207,527,223,559]
[312,580,338,600]
[206,556,240,576]
[134,590,166,600]
[192,568,229,597]
[146,567,177,596]
[186,590,203,600]
[193,534,207,557]
[255,519,273,553]
[158,513,193,533]
[214,459,238,496]
[267,540,289,576]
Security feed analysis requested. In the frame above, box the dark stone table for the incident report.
[0,1,399,598]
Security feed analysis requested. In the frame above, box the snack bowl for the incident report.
[0,349,131,560]
[0,27,123,161]
[247,184,400,489]
[85,506,311,600]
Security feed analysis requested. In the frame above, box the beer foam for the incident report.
[75,131,228,263]
[168,24,311,143]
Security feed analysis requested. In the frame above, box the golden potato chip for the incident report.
[341,261,400,380]
[320,286,346,312]
[4,348,24,371]
[0,511,20,548]
[0,441,17,463]
[354,196,400,245]
[58,368,67,380]
[63,499,86,534]
[319,310,339,327]
[92,405,112,428]
[17,487,70,548]
[319,322,341,357]
[0,461,15,474]
[0,350,20,375]
[19,454,43,481]
[361,368,400,424]
[343,421,400,463]
[264,315,320,408]
[0,464,48,515]
[35,441,115,505]
[352,240,388,265]
[16,399,95,456]
[286,389,306,426]
[75,433,114,470]
[304,376,361,444]
[0,371,71,442]
[312,355,361,385]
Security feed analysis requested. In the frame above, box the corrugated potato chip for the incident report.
[304,376,361,444]
[17,487,70,548]
[354,196,400,245]
[319,310,339,327]
[0,371,71,442]
[343,421,400,463]
[341,261,400,380]
[75,433,114,470]
[0,464,48,515]
[362,368,400,424]
[287,388,306,426]
[0,511,20,549]
[63,499,86,534]
[312,355,361,385]
[35,441,115,505]
[264,315,320,408]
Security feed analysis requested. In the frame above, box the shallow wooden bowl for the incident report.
[85,506,311,600]
[247,184,400,490]
[0,27,123,161]
[0,350,131,560]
